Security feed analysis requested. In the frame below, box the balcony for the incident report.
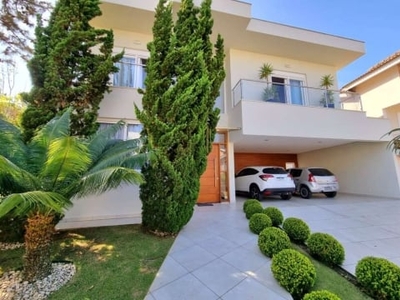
[229,79,390,153]
[232,79,362,110]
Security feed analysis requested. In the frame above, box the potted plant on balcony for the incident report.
[259,63,277,101]
[319,74,335,108]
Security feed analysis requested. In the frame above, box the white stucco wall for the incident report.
[56,184,142,230]
[298,142,400,199]
[228,49,338,93]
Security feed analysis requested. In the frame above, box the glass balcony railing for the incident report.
[232,79,362,111]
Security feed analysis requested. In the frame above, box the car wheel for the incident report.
[299,186,311,199]
[281,193,292,200]
[324,192,337,198]
[249,185,261,200]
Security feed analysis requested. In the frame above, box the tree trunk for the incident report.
[23,213,54,282]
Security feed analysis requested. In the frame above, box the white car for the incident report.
[287,167,339,199]
[235,166,295,200]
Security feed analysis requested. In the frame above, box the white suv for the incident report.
[287,167,339,199]
[235,166,295,200]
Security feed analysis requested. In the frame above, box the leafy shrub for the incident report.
[303,290,341,300]
[307,232,345,266]
[263,207,284,227]
[243,199,260,212]
[258,227,291,257]
[355,256,400,300]
[245,202,263,219]
[271,249,316,300]
[282,217,310,244]
[249,213,272,234]
[0,215,26,242]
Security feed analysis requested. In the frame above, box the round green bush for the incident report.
[249,213,272,234]
[282,217,310,244]
[303,290,341,300]
[258,227,291,257]
[306,232,345,266]
[271,249,316,300]
[243,199,260,212]
[355,256,400,300]
[245,202,263,219]
[263,206,284,227]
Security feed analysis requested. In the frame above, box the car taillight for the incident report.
[308,174,316,182]
[259,174,273,181]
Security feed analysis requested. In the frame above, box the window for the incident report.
[112,55,147,89]
[98,122,143,140]
[268,72,307,105]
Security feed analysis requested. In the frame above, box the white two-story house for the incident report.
[57,0,397,230]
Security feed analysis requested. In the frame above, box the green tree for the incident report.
[0,94,26,125]
[21,0,122,141]
[0,108,145,281]
[136,0,225,234]
[0,0,51,62]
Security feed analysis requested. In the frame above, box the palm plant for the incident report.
[0,108,145,281]
[259,63,276,101]
[320,74,335,107]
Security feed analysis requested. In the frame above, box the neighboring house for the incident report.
[341,51,400,119]
[57,0,397,230]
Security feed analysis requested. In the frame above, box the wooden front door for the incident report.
[198,144,220,203]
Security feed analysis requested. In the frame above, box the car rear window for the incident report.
[309,168,334,176]
[263,167,287,174]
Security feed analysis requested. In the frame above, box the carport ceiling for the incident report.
[232,135,361,154]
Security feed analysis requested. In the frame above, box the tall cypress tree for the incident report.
[137,0,225,234]
[21,0,122,141]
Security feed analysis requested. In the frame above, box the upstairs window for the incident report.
[112,55,147,89]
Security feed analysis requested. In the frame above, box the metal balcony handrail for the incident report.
[232,79,363,111]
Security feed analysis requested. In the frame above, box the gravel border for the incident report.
[0,263,76,300]
[0,243,24,251]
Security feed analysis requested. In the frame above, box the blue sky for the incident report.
[246,0,400,87]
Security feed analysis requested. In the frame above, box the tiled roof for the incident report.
[342,50,400,90]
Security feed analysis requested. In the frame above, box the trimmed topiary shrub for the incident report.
[258,227,291,257]
[303,290,341,300]
[271,249,316,300]
[282,217,310,244]
[355,256,400,300]
[249,213,272,234]
[263,206,284,227]
[243,199,260,212]
[245,202,263,219]
[306,233,345,266]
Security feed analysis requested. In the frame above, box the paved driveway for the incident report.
[146,194,400,300]
[256,193,400,274]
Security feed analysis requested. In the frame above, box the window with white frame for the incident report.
[98,122,143,140]
[269,71,307,105]
[112,54,148,89]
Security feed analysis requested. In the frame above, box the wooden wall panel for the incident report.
[234,153,298,173]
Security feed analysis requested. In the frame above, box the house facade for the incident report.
[57,0,398,230]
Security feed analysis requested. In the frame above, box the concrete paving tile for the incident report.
[149,256,188,292]
[221,247,269,273]
[151,273,218,300]
[192,258,247,296]
[170,245,217,272]
[221,277,289,300]
[198,235,239,257]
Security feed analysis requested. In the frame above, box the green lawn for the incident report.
[1,224,175,300]
[293,244,372,299]
[1,224,372,300]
